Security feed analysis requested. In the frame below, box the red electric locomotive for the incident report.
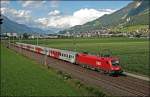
[76,53,123,75]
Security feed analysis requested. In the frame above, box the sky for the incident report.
[1,0,132,32]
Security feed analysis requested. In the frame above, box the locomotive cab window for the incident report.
[111,60,119,66]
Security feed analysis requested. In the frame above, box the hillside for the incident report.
[60,0,149,34]
[0,15,53,34]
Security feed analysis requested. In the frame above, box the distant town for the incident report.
[1,28,149,40]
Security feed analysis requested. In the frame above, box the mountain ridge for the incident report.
[1,15,54,34]
[59,0,149,34]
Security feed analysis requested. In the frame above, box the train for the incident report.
[15,42,123,75]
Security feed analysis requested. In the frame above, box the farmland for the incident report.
[16,37,149,76]
[0,45,92,96]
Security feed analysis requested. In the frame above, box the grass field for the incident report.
[16,37,149,76]
[1,45,92,96]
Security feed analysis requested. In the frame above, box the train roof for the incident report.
[16,42,78,54]
[78,53,118,61]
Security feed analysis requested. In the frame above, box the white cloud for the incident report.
[1,7,32,24]
[1,1,10,4]
[22,1,34,7]
[50,0,59,8]
[21,0,46,8]
[1,6,116,31]
[36,18,49,26]
[48,10,60,16]
[36,8,116,29]
[1,0,10,7]
[1,8,7,14]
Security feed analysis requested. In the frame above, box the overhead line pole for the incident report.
[37,33,39,46]
[8,34,10,48]
[19,34,22,53]
[13,33,14,43]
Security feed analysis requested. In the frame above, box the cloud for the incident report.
[1,0,10,7]
[1,8,7,14]
[21,0,46,8]
[36,8,116,29]
[1,7,32,24]
[48,10,60,16]
[1,7,116,31]
[50,0,59,8]
[36,18,49,26]
[1,1,10,4]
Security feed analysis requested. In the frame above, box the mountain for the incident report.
[0,15,54,34]
[60,0,149,34]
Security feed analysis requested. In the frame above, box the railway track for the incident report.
[9,45,150,96]
[46,58,149,96]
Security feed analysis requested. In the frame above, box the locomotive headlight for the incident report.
[115,60,119,63]
[96,61,101,66]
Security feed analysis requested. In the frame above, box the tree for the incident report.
[23,33,29,39]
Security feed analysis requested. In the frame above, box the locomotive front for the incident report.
[110,58,123,75]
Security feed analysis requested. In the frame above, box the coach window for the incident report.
[70,55,72,58]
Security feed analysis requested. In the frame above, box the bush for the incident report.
[57,70,72,80]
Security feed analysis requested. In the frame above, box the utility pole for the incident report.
[8,35,10,48]
[19,35,22,53]
[36,33,39,46]
[73,32,77,51]
[44,48,48,67]
[13,33,14,43]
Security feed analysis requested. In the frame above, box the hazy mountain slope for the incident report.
[1,15,53,34]
[60,0,149,34]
